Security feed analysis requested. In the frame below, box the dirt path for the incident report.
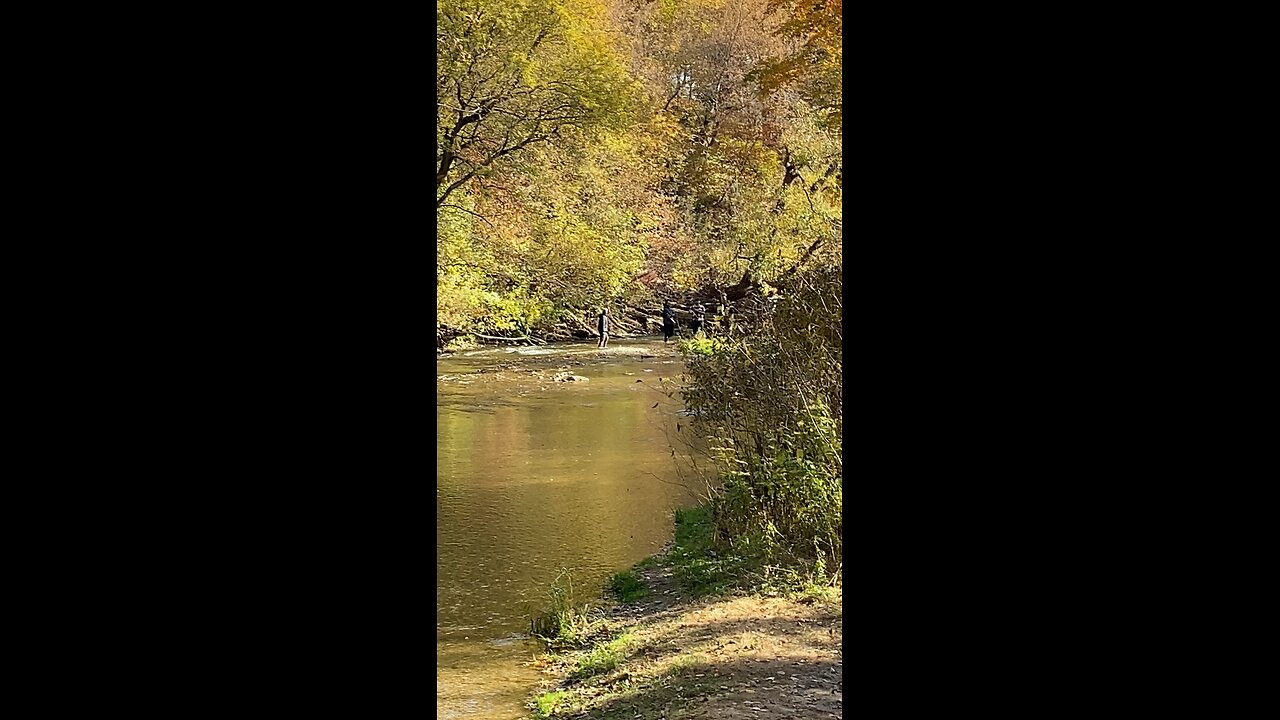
[529,561,842,719]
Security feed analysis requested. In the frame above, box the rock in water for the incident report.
[552,372,589,382]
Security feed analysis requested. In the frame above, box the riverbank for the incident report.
[443,339,682,356]
[526,508,843,719]
[439,336,685,359]
[437,337,698,720]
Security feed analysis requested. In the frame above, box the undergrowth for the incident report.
[529,569,596,648]
[667,504,835,597]
[571,632,633,678]
[669,506,743,596]
[533,690,567,718]
[679,262,843,588]
[608,570,648,603]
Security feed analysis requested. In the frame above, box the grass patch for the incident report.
[530,569,595,648]
[572,632,634,678]
[667,504,839,598]
[533,690,567,718]
[798,579,841,604]
[608,570,648,603]
[664,653,699,675]
[635,555,660,569]
[677,337,722,356]
[669,505,744,597]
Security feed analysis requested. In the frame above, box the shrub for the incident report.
[680,262,842,583]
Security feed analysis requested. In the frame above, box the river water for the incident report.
[437,338,699,719]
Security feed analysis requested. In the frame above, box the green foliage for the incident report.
[607,571,648,603]
[442,335,479,352]
[676,337,721,356]
[534,690,568,718]
[436,0,842,342]
[797,580,840,604]
[665,653,699,675]
[436,131,652,336]
[680,262,842,581]
[669,505,745,596]
[570,632,633,678]
[436,0,654,339]
[530,569,596,648]
[436,0,638,208]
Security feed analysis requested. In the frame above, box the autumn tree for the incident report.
[436,0,636,210]
[755,0,842,133]
[436,0,843,345]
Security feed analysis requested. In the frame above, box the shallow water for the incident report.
[437,338,697,719]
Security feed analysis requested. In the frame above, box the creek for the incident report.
[436,338,698,719]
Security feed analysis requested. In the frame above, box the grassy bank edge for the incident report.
[526,505,841,719]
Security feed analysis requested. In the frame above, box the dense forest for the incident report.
[438,0,841,592]
[437,0,841,347]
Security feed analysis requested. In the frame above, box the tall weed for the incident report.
[680,262,842,582]
[529,569,596,648]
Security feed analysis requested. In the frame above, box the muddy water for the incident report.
[437,338,698,719]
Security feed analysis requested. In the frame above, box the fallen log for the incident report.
[471,332,533,344]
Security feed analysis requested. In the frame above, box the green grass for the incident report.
[798,579,840,603]
[530,569,595,648]
[607,570,648,603]
[665,653,699,675]
[669,505,744,597]
[571,632,634,678]
[667,503,841,598]
[677,337,722,356]
[534,690,568,718]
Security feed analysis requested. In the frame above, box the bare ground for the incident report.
[528,561,842,719]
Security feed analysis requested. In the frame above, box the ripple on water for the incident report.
[437,340,694,718]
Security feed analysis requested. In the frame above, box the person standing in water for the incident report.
[597,307,610,349]
[661,301,676,343]
[690,302,705,336]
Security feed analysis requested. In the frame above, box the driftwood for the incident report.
[442,293,747,349]
[470,332,545,346]
[695,269,757,303]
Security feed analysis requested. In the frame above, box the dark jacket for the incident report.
[598,313,610,334]
[662,307,675,325]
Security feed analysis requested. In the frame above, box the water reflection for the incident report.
[437,340,695,719]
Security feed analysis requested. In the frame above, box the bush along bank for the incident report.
[526,506,843,719]
[526,262,843,717]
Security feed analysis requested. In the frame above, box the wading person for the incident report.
[690,302,705,336]
[597,307,610,349]
[661,301,676,343]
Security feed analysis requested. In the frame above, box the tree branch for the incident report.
[439,204,493,226]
